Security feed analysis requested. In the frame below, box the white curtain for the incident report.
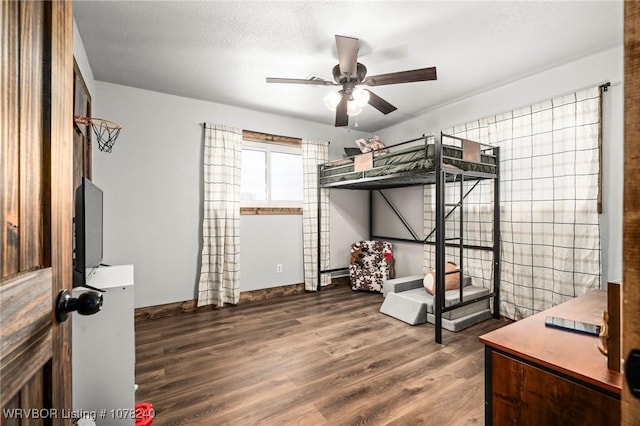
[302,139,331,291]
[426,87,602,320]
[197,124,242,307]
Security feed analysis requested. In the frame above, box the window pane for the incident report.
[241,149,266,201]
[271,152,302,201]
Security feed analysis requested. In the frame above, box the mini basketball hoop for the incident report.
[75,115,122,153]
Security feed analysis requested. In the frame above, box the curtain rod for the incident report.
[202,122,332,144]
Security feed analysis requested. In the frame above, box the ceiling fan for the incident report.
[266,35,437,127]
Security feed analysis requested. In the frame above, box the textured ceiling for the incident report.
[73,1,623,133]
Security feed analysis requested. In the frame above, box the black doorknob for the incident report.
[626,349,640,398]
[55,289,103,322]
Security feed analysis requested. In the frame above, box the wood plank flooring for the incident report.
[135,285,509,426]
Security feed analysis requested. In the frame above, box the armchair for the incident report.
[349,240,395,292]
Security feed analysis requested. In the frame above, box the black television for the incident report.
[73,177,104,288]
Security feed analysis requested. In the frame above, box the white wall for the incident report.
[73,18,95,97]
[92,82,369,308]
[329,190,369,271]
[374,46,624,284]
[240,215,303,291]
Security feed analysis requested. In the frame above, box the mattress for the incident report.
[320,143,496,186]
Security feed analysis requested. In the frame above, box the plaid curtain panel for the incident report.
[302,139,331,291]
[197,124,242,307]
[425,87,601,320]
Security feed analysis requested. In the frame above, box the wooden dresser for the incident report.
[480,290,622,425]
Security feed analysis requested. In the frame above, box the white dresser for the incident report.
[72,264,135,425]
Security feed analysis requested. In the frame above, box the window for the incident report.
[241,141,303,207]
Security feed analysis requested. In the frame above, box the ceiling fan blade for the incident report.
[335,35,359,78]
[335,95,348,127]
[363,67,437,86]
[266,77,336,86]
[366,90,397,115]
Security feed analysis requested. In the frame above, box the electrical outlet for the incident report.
[276,264,283,273]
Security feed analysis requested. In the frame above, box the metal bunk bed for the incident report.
[316,132,500,343]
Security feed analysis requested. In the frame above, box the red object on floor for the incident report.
[135,402,154,426]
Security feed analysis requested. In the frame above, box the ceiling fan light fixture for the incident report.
[324,91,342,111]
[347,99,362,116]
[352,87,370,107]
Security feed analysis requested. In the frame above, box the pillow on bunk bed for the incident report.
[355,136,389,156]
[423,261,461,295]
[344,147,362,157]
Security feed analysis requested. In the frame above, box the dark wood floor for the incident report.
[135,285,508,426]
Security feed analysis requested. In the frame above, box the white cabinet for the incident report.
[72,264,135,425]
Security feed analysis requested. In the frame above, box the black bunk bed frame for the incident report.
[316,132,500,344]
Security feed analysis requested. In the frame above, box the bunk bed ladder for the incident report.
[493,147,501,319]
[435,135,445,343]
[317,164,322,291]
[435,133,501,343]
[436,133,461,343]
[455,174,465,315]
[437,170,466,344]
